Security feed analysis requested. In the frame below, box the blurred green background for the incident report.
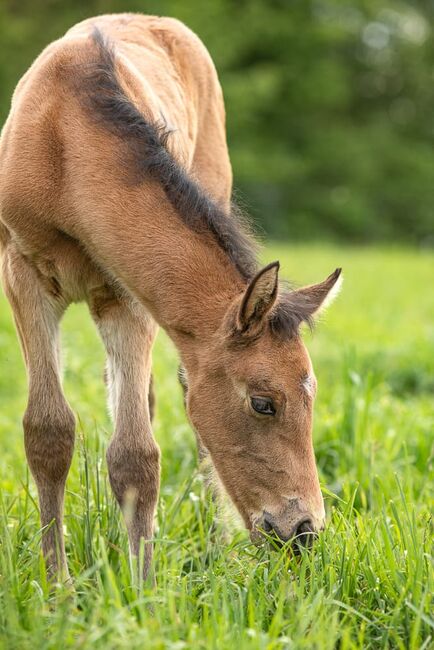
[0,0,433,242]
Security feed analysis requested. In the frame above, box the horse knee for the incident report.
[106,436,160,508]
[23,402,75,484]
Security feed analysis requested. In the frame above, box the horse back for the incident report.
[0,14,230,251]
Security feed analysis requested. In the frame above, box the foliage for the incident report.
[0,1,433,242]
[0,244,433,649]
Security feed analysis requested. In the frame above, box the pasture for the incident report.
[0,243,432,649]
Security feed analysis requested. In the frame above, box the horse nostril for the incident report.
[261,516,286,549]
[294,519,316,549]
[262,517,274,534]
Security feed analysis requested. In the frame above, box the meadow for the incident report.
[0,244,432,649]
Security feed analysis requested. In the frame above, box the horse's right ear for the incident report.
[237,261,280,332]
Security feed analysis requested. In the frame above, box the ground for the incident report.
[0,244,432,649]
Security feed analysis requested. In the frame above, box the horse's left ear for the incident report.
[237,261,280,331]
[289,268,343,323]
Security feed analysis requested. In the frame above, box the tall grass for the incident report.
[0,245,432,649]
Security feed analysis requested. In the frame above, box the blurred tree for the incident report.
[0,0,432,243]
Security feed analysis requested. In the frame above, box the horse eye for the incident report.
[250,396,276,416]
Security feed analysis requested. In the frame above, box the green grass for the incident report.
[0,244,433,649]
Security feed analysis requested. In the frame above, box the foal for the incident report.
[0,14,341,580]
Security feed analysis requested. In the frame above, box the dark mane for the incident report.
[79,28,306,338]
[80,28,258,281]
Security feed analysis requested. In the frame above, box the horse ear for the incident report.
[289,268,343,323]
[237,261,280,331]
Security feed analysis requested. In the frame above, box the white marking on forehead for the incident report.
[302,374,316,397]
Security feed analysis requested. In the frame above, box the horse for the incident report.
[0,14,341,581]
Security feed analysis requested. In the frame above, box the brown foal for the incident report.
[0,14,341,580]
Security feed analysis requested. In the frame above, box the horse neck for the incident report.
[86,185,246,362]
